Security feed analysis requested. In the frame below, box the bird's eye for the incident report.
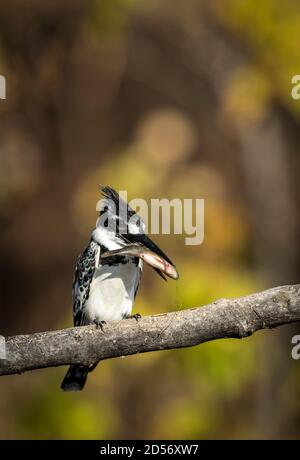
[100,206,108,215]
[104,218,108,227]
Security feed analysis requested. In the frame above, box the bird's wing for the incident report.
[72,240,100,326]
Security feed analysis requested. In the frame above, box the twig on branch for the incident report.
[0,285,299,377]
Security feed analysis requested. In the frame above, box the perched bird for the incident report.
[61,186,178,391]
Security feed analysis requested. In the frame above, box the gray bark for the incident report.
[0,284,299,376]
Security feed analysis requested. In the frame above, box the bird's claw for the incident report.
[124,313,141,322]
[93,320,106,331]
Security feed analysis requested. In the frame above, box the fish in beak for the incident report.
[101,238,179,281]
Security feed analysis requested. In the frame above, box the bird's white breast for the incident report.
[85,259,141,322]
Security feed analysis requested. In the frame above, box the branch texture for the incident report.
[1,285,299,376]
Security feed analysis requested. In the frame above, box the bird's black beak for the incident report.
[123,233,178,281]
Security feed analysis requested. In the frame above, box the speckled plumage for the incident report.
[61,186,174,392]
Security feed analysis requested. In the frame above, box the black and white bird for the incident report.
[61,186,178,391]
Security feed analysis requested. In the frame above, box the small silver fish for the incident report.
[101,244,179,280]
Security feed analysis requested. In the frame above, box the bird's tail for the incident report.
[61,365,89,392]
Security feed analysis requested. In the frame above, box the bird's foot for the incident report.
[124,313,141,322]
[93,320,106,331]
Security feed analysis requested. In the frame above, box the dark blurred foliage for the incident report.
[0,0,300,439]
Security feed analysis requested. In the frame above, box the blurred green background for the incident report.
[0,0,300,439]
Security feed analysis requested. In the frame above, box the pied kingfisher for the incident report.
[61,186,178,391]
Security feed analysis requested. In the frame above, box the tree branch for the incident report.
[1,284,299,376]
